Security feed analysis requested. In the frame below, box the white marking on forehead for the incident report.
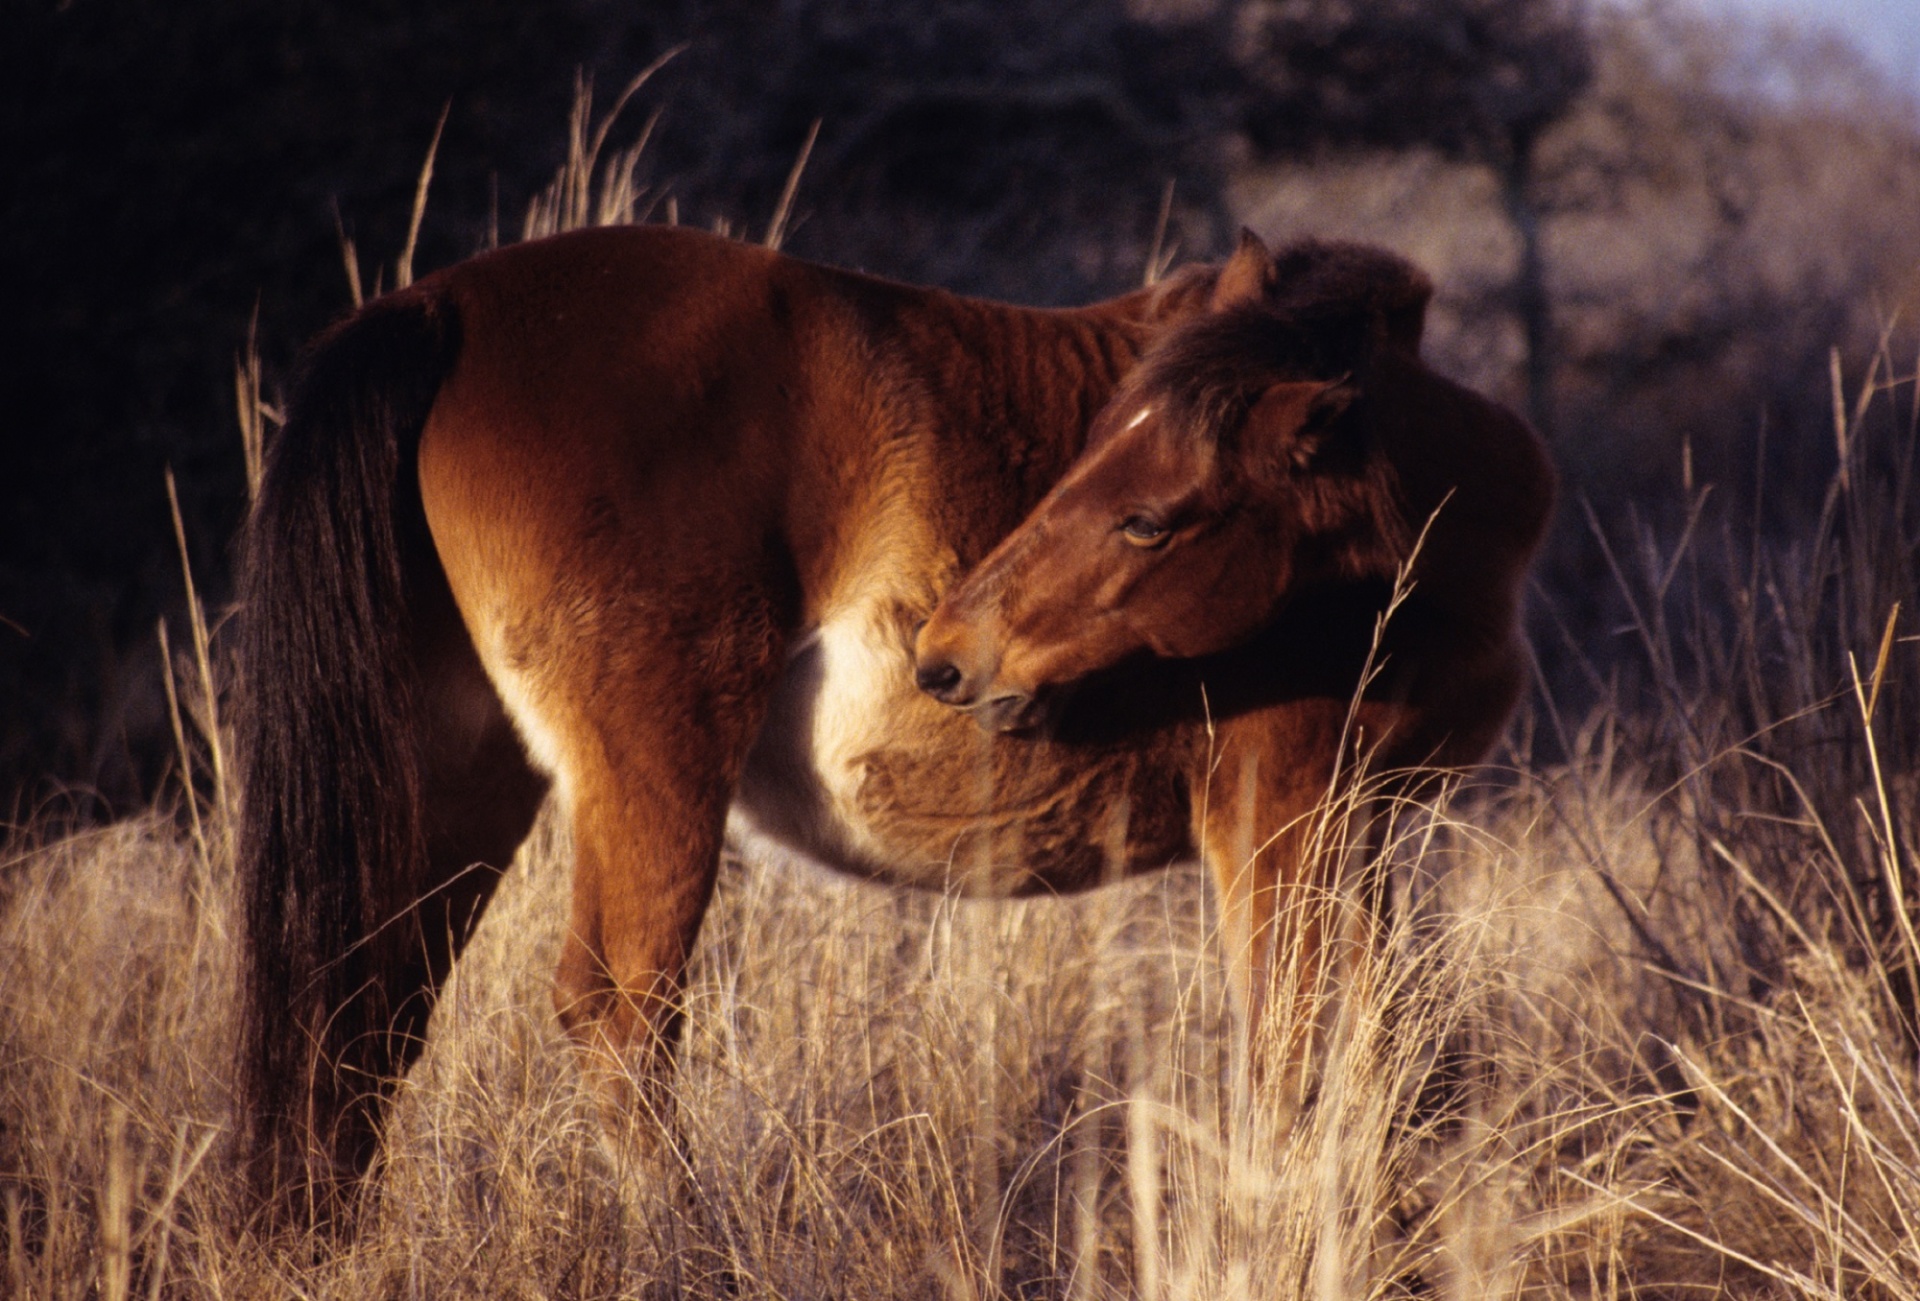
[1123,405,1155,430]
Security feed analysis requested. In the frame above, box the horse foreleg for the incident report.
[1198,704,1387,1131]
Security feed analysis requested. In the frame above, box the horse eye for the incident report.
[1120,515,1170,547]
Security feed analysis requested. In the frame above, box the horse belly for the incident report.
[731,601,1193,895]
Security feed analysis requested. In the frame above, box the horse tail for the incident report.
[233,288,460,1218]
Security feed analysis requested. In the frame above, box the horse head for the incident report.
[913,230,1432,732]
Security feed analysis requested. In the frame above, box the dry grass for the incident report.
[15,716,1907,1298]
[0,768,1625,1299]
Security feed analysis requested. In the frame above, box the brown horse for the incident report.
[915,233,1555,1087]
[235,223,1551,1224]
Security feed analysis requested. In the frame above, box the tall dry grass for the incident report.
[0,755,1647,1299]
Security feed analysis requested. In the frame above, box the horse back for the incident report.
[412,226,1095,626]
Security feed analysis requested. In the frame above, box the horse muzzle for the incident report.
[911,640,1050,733]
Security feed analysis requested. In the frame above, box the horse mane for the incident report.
[1120,239,1434,453]
[1264,239,1433,354]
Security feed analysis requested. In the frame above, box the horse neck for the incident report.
[899,293,1161,503]
[774,279,1163,619]
[787,272,1218,615]
[1369,347,1555,637]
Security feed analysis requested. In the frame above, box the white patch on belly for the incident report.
[808,602,909,821]
[732,582,929,871]
[1124,404,1155,430]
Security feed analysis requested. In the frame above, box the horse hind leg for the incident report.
[379,565,550,1087]
[526,613,787,1137]
[552,756,730,1134]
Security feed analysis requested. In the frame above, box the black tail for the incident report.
[234,290,460,1224]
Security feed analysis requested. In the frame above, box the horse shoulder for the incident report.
[1289,347,1554,771]
[1373,350,1553,635]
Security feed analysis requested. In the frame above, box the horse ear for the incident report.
[1243,377,1359,472]
[1211,229,1276,311]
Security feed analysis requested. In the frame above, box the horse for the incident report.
[234,222,1552,1226]
[914,234,1556,1089]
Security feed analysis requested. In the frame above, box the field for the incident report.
[8,29,1920,1290]
[3,330,1917,1298]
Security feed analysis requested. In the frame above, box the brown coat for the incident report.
[234,224,1552,1223]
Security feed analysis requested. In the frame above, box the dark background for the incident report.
[4,0,1915,822]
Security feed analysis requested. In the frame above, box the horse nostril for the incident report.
[915,659,964,700]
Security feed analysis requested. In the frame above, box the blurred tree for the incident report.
[615,0,1240,301]
[1539,6,1920,519]
[1234,0,1593,436]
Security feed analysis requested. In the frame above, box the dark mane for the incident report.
[1264,238,1433,352]
[1117,240,1433,450]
